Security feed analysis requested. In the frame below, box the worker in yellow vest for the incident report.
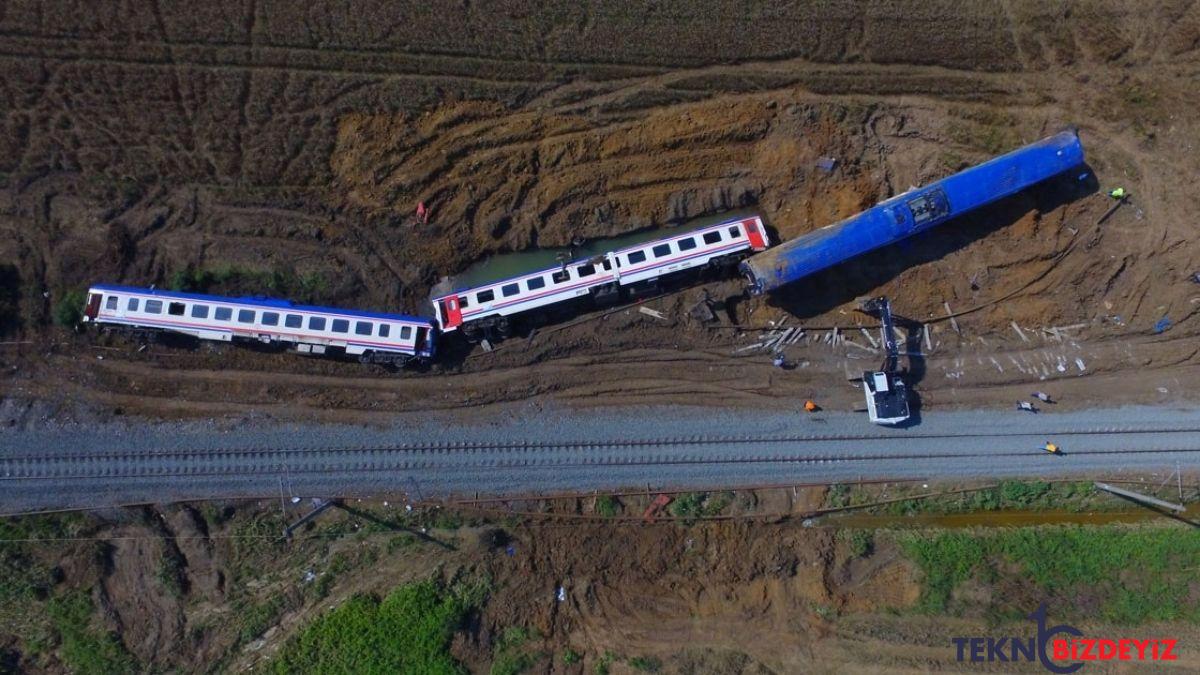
[1108,187,1128,200]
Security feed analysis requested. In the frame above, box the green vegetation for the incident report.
[835,480,1110,517]
[156,549,186,598]
[46,592,137,674]
[668,492,733,522]
[0,515,90,603]
[902,525,1200,624]
[272,580,485,674]
[594,651,616,675]
[629,655,662,672]
[237,596,285,645]
[595,495,619,518]
[52,289,86,327]
[846,529,874,557]
[167,265,329,303]
[490,627,536,675]
[562,648,581,665]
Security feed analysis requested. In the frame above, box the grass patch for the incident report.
[594,495,619,518]
[156,548,186,598]
[845,529,874,557]
[901,525,1200,623]
[594,650,616,675]
[272,580,485,674]
[236,596,285,645]
[46,591,137,674]
[629,655,662,672]
[490,626,538,675]
[668,492,732,522]
[562,648,581,664]
[53,289,86,327]
[168,265,330,303]
[873,480,1105,517]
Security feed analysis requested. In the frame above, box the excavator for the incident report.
[857,297,910,425]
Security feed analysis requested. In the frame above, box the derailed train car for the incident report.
[740,130,1086,295]
[80,131,1085,369]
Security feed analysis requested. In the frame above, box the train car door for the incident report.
[414,326,428,354]
[440,297,463,329]
[84,292,102,320]
[744,218,767,250]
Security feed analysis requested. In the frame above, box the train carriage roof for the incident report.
[89,284,432,324]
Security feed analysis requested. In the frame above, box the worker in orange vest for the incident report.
[416,201,429,224]
[804,400,818,413]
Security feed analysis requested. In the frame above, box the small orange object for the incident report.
[416,201,429,224]
[642,494,672,523]
[804,400,818,412]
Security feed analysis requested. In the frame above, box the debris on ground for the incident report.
[638,306,668,321]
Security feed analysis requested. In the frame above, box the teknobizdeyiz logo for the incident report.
[952,603,1178,672]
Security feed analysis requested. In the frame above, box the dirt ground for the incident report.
[0,1,1198,423]
[8,486,1200,674]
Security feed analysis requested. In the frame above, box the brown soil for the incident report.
[14,491,1200,674]
[2,2,1200,421]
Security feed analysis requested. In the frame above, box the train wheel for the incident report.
[461,323,482,343]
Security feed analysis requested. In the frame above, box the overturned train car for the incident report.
[740,130,1086,295]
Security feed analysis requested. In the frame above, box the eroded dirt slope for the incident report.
[0,1,1198,419]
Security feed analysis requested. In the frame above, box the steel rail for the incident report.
[5,426,1200,463]
[6,445,1200,481]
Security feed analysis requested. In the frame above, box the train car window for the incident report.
[285,314,302,328]
[501,283,520,297]
[168,302,185,316]
[458,295,469,308]
[652,244,671,258]
[552,270,570,284]
[191,304,209,319]
[262,312,279,326]
[145,300,163,314]
[308,316,326,331]
[332,319,349,333]
[127,298,139,311]
[906,188,949,225]
[728,225,741,238]
[703,231,722,245]
[355,321,372,335]
[577,264,595,277]
[400,326,413,339]
[237,309,255,324]
[215,307,232,321]
[526,276,546,291]
[105,296,118,310]
[602,259,613,271]
[627,250,647,264]
[477,289,495,303]
[378,324,390,338]
[677,237,697,251]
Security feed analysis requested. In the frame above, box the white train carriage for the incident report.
[82,285,436,364]
[432,214,769,339]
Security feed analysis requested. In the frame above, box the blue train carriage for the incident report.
[82,284,436,365]
[741,130,1086,294]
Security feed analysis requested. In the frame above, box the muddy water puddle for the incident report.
[824,504,1200,529]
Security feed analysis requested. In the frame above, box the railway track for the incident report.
[6,427,1200,481]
